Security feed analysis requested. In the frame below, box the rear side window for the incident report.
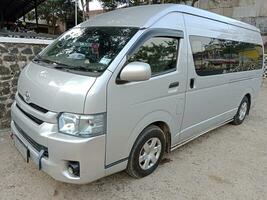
[190,36,263,76]
[128,37,179,75]
[230,42,263,72]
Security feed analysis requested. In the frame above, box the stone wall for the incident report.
[0,38,51,129]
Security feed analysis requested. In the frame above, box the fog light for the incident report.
[67,161,80,177]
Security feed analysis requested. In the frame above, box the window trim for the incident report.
[116,28,183,84]
[127,28,184,56]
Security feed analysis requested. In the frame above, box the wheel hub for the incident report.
[139,137,162,170]
[239,102,248,121]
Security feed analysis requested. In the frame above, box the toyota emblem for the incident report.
[24,91,30,103]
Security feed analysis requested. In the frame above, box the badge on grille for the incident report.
[24,91,31,103]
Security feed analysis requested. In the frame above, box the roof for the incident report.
[79,4,259,32]
[0,0,46,22]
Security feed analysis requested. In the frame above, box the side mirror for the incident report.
[119,62,151,82]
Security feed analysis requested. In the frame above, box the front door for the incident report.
[105,29,187,166]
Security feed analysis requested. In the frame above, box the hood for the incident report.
[17,62,96,113]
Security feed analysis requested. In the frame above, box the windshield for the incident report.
[36,27,138,75]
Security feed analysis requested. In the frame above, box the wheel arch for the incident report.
[244,93,251,114]
[127,111,173,158]
[151,121,171,153]
[237,85,254,113]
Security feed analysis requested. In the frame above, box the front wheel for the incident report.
[126,125,166,178]
[232,96,250,125]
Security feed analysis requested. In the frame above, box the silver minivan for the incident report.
[11,4,264,184]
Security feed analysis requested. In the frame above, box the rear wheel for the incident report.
[232,96,249,125]
[126,125,166,178]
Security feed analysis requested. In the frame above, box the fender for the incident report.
[126,110,173,157]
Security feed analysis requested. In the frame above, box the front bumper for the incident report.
[11,102,106,184]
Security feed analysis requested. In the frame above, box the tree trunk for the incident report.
[81,0,86,21]
[85,0,90,19]
[191,0,198,7]
[52,12,56,35]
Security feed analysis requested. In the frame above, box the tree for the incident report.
[27,0,83,34]
[80,0,91,20]
[171,0,200,6]
[101,0,123,10]
[28,0,64,33]
[161,0,200,6]
[101,0,201,10]
[85,0,91,19]
[80,0,86,21]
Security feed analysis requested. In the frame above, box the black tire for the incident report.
[126,125,166,178]
[231,96,250,125]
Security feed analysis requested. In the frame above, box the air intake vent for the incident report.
[16,104,44,125]
[14,122,49,157]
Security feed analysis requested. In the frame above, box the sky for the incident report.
[78,0,103,11]
[78,0,127,11]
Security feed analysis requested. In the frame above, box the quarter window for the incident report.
[128,37,179,75]
[230,41,263,71]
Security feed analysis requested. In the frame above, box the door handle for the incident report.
[190,78,195,89]
[169,82,179,88]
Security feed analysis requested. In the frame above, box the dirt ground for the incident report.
[0,81,267,200]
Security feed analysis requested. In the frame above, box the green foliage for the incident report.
[129,39,177,74]
[27,0,83,33]
[26,0,205,32]
[101,0,124,10]
[101,0,200,10]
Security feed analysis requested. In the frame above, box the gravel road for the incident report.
[0,80,266,200]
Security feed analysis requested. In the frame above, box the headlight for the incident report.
[58,112,106,137]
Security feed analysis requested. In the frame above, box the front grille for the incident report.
[14,122,49,157]
[16,104,44,125]
[18,93,48,113]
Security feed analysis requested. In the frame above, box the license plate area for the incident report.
[14,135,30,163]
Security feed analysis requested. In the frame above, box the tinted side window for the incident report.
[190,36,230,76]
[128,37,179,75]
[231,42,263,71]
[190,36,263,76]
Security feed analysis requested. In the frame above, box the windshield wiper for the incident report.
[34,56,102,73]
[33,55,54,64]
[55,65,101,73]
[34,56,72,68]
[51,61,71,68]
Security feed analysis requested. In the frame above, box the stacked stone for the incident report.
[0,43,46,129]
